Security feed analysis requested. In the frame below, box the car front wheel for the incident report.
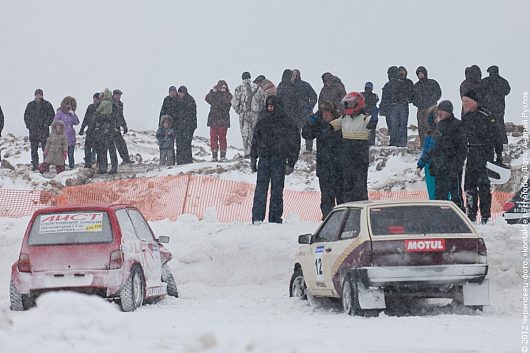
[120,266,145,312]
[289,268,307,300]
[162,265,178,298]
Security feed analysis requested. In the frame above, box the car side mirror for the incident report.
[298,234,312,245]
[158,236,170,244]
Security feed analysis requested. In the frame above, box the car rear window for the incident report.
[28,211,113,245]
[369,205,473,236]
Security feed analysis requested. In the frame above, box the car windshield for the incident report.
[28,211,113,245]
[369,205,473,236]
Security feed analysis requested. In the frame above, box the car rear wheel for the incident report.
[342,274,363,316]
[10,281,32,311]
[120,266,145,312]
[289,268,307,300]
[162,265,178,298]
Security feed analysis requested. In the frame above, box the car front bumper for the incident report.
[357,264,488,286]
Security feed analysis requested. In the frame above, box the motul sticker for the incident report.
[405,239,446,252]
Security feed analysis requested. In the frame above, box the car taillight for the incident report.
[18,254,31,272]
[503,201,516,212]
[109,251,124,270]
[477,238,487,264]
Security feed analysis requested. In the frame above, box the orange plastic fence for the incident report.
[0,174,512,222]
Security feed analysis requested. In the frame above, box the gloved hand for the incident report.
[285,165,294,176]
[63,152,67,160]
[43,149,49,157]
[123,125,128,134]
[496,155,503,165]
[308,114,319,124]
[250,157,257,173]
[79,129,84,136]
[415,168,422,177]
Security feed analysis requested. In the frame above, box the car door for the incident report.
[326,208,363,295]
[127,209,163,292]
[308,209,347,297]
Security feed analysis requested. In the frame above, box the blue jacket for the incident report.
[417,135,436,169]
[156,127,175,150]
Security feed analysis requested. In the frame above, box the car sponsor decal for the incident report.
[39,213,103,234]
[404,239,446,252]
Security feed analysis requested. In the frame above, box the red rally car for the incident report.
[10,204,178,312]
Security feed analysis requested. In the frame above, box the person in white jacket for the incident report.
[232,72,259,158]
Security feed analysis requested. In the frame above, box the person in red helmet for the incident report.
[330,92,377,202]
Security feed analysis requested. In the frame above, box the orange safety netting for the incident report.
[0,174,513,222]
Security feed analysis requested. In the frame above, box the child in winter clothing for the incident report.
[416,105,438,200]
[53,96,79,169]
[156,115,176,166]
[38,120,68,174]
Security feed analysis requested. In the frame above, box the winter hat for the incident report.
[487,65,499,75]
[321,72,333,82]
[242,72,251,80]
[113,89,123,95]
[34,89,43,96]
[462,89,479,103]
[93,92,100,99]
[169,86,177,93]
[416,66,428,77]
[178,86,187,93]
[387,66,399,79]
[253,75,266,84]
[364,82,374,90]
[437,100,453,114]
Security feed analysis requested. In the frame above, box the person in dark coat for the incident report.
[318,73,347,113]
[291,69,318,152]
[461,89,503,224]
[24,89,55,170]
[159,86,179,126]
[459,65,482,98]
[302,102,343,219]
[112,89,133,164]
[478,65,511,144]
[80,93,100,168]
[250,95,300,224]
[361,82,379,146]
[205,80,232,162]
[0,105,4,161]
[380,67,410,147]
[175,86,197,164]
[156,115,176,166]
[422,100,466,210]
[330,92,377,202]
[412,66,442,145]
[276,69,297,121]
[94,89,118,174]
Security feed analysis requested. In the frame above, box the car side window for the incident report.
[115,209,139,241]
[314,210,345,243]
[340,209,362,240]
[127,209,155,242]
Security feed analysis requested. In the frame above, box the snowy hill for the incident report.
[0,122,526,194]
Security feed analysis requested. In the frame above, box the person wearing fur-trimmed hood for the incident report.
[205,80,232,162]
[38,120,68,174]
[94,89,118,174]
[53,96,79,169]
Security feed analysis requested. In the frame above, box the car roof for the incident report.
[34,203,133,215]
[334,199,456,209]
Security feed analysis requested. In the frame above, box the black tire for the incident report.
[341,274,364,316]
[289,268,307,300]
[10,281,31,311]
[120,266,145,312]
[468,305,483,312]
[162,265,178,298]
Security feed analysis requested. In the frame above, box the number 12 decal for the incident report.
[315,245,325,280]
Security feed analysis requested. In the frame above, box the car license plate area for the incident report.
[42,273,94,288]
[405,239,446,253]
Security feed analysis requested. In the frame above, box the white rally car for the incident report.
[289,200,489,316]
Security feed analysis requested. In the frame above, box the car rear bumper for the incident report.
[357,264,488,286]
[13,269,126,297]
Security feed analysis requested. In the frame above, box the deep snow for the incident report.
[0,214,522,353]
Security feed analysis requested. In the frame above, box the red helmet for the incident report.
[341,92,365,114]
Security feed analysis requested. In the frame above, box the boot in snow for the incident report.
[220,150,228,162]
[211,151,218,162]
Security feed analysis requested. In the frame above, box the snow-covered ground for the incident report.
[0,214,521,353]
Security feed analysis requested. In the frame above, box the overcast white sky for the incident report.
[1,0,528,146]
